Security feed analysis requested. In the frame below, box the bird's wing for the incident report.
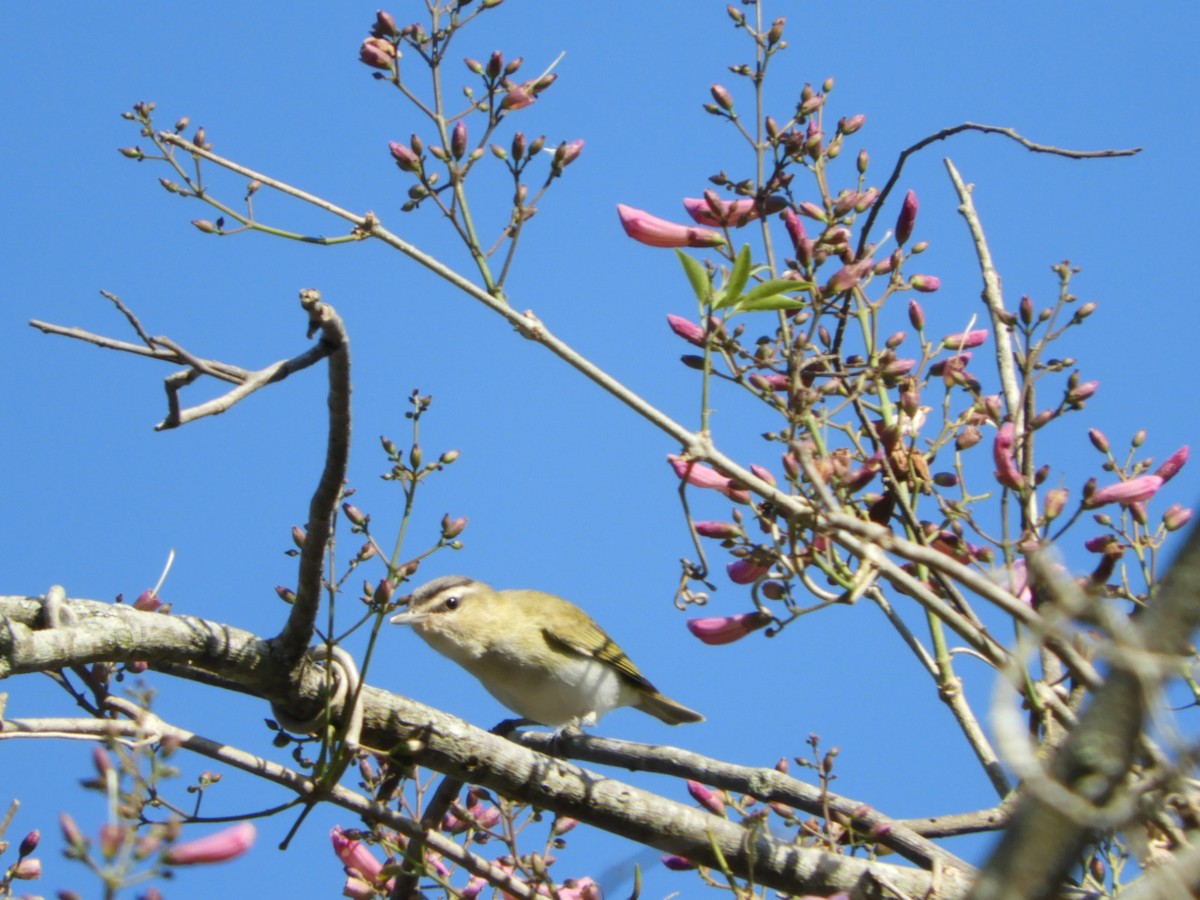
[542,622,658,693]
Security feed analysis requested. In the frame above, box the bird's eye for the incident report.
[444,595,460,611]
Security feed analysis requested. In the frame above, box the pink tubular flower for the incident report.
[687,612,771,645]
[668,455,730,491]
[682,194,786,227]
[694,521,743,539]
[1086,474,1164,508]
[616,204,726,248]
[942,329,988,350]
[666,314,706,346]
[895,189,918,245]
[1156,445,1190,482]
[667,455,749,503]
[992,423,1025,490]
[727,558,771,584]
[331,827,384,883]
[164,822,255,866]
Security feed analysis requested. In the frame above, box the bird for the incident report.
[389,575,704,729]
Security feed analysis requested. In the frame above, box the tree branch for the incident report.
[0,592,973,897]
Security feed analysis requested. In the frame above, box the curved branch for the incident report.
[272,290,352,665]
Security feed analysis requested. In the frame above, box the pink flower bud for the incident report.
[1085,475,1164,508]
[782,208,813,265]
[907,299,925,330]
[450,120,468,159]
[749,373,789,391]
[441,514,468,539]
[942,329,988,350]
[553,139,584,170]
[372,11,399,37]
[682,195,785,227]
[709,83,734,111]
[1088,429,1110,454]
[910,274,941,293]
[500,86,535,110]
[60,813,85,849]
[552,816,579,836]
[1156,446,1190,483]
[750,464,776,487]
[797,201,826,222]
[1043,487,1069,521]
[12,858,40,880]
[895,189,919,245]
[388,140,420,172]
[825,257,874,293]
[1084,535,1120,553]
[617,204,726,249]
[666,314,706,346]
[164,822,255,866]
[1164,504,1194,531]
[838,114,866,135]
[359,37,397,70]
[727,558,771,584]
[1067,381,1099,403]
[993,423,1024,490]
[557,878,601,900]
[686,612,771,645]
[18,830,40,858]
[687,780,727,815]
[133,589,163,611]
[929,352,972,376]
[661,855,698,871]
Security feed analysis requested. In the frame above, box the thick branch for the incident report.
[0,593,970,897]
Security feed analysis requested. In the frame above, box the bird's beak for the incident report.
[389,608,425,626]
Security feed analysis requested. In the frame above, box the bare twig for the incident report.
[857,122,1141,256]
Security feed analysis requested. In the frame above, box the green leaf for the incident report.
[741,278,812,303]
[715,243,753,308]
[736,294,808,312]
[675,250,711,308]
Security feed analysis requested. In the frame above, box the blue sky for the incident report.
[2,2,1197,897]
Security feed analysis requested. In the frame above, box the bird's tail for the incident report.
[636,691,704,725]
